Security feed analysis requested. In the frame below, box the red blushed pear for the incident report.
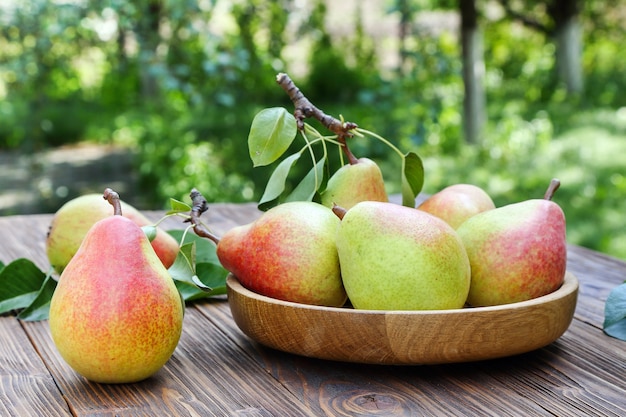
[48,188,184,384]
[456,179,567,307]
[417,183,495,229]
[216,201,346,307]
[46,194,179,274]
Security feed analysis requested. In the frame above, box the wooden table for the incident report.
[1,202,625,416]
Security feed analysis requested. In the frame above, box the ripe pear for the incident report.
[335,201,471,310]
[456,179,567,307]
[46,193,179,274]
[417,183,495,229]
[49,189,184,384]
[217,201,346,307]
[320,157,388,210]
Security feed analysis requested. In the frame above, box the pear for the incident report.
[48,189,184,384]
[46,193,179,274]
[217,201,346,307]
[335,201,471,310]
[417,183,495,229]
[320,157,388,210]
[456,179,567,307]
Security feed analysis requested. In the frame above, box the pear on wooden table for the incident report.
[49,188,184,384]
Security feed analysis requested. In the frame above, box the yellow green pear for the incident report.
[335,201,471,310]
[49,189,184,384]
[320,157,388,210]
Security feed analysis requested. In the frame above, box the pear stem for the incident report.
[103,188,122,216]
[544,178,561,201]
[331,204,347,220]
[276,72,359,165]
[187,188,221,245]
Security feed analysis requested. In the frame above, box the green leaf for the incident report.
[603,282,626,340]
[401,151,424,207]
[18,275,57,321]
[285,156,327,203]
[186,262,229,300]
[166,232,229,301]
[248,107,298,167]
[142,225,157,242]
[168,242,197,286]
[167,198,192,215]
[0,259,48,314]
[175,280,207,301]
[167,230,220,264]
[258,153,301,211]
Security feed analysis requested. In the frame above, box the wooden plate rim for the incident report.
[226,271,578,315]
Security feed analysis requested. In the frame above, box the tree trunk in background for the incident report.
[136,1,162,100]
[460,0,486,144]
[396,0,411,75]
[550,0,583,94]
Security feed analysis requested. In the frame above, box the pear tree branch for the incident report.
[186,188,220,245]
[276,72,359,164]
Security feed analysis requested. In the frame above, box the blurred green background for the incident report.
[0,0,624,260]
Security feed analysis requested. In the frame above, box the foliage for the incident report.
[247,105,423,209]
[0,0,624,262]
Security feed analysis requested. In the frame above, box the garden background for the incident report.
[1,0,625,260]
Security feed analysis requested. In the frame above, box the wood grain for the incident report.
[0,317,71,417]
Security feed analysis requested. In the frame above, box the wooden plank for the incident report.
[0,214,51,271]
[209,309,626,416]
[196,301,557,416]
[0,317,71,416]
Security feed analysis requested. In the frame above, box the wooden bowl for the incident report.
[226,272,578,365]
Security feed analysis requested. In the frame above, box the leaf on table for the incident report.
[168,230,220,264]
[18,275,57,321]
[0,258,48,314]
[166,232,229,301]
[177,263,229,301]
[603,282,626,341]
[168,242,198,286]
[248,107,298,167]
[258,152,302,211]
[401,151,424,207]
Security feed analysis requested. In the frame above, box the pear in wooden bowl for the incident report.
[226,272,578,365]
